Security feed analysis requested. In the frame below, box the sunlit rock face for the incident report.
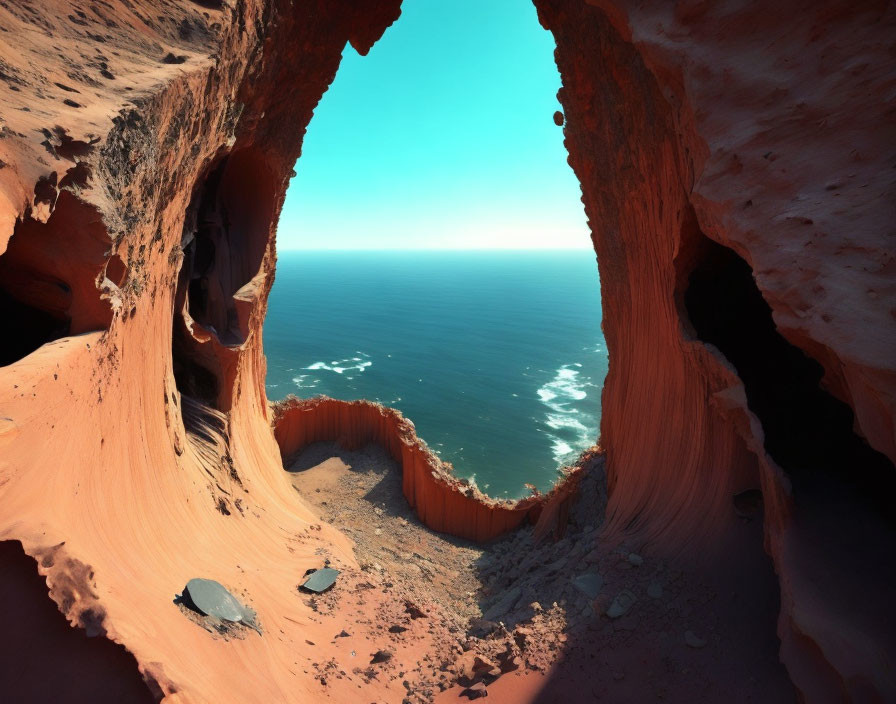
[0,0,892,701]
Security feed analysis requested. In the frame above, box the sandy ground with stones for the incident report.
[286,442,793,702]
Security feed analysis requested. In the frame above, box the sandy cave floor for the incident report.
[284,442,795,703]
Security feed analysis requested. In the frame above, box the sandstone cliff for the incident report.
[0,1,892,701]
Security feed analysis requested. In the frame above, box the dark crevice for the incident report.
[180,147,276,347]
[0,540,156,704]
[0,192,112,366]
[184,157,232,341]
[172,262,222,414]
[172,323,220,408]
[0,286,71,366]
[171,147,275,415]
[683,234,895,521]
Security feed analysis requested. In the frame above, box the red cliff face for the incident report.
[272,396,583,542]
[0,0,892,701]
[534,0,895,698]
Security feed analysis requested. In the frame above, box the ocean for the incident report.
[264,250,607,499]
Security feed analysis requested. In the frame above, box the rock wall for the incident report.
[0,0,892,701]
[272,396,584,542]
[534,0,895,699]
[0,2,408,701]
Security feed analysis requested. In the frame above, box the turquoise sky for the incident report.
[277,0,588,250]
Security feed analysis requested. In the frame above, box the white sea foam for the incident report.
[551,438,574,458]
[537,364,596,466]
[545,413,589,433]
[537,366,588,410]
[291,373,320,391]
[306,358,372,375]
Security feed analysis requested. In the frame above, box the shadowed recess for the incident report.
[684,235,895,519]
[172,147,276,412]
[0,193,113,366]
[0,540,157,703]
[182,147,276,345]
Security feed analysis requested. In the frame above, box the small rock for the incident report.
[606,589,637,619]
[388,625,408,634]
[370,650,393,664]
[647,582,663,599]
[454,650,496,682]
[497,645,521,673]
[572,573,603,599]
[335,630,350,638]
[546,557,567,572]
[461,681,488,699]
[628,553,643,566]
[482,587,521,622]
[684,630,707,649]
[472,655,497,674]
[405,601,426,619]
[513,627,531,650]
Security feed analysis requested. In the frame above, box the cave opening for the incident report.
[172,146,277,415]
[180,148,276,346]
[267,0,604,499]
[684,235,895,521]
[0,284,71,367]
[0,192,113,367]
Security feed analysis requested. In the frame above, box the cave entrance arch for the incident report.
[264,0,605,499]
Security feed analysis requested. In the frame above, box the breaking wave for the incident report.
[537,364,596,466]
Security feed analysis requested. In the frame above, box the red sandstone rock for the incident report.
[535,1,895,700]
[0,0,892,702]
[272,396,560,542]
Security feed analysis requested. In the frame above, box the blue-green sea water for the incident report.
[264,251,607,499]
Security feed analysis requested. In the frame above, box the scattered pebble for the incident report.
[370,649,393,664]
[572,572,604,599]
[606,589,637,619]
[461,681,488,699]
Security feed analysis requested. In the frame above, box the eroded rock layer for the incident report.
[0,0,893,701]
[272,396,582,542]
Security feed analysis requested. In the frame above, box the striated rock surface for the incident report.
[534,0,895,699]
[0,1,408,702]
[272,396,583,543]
[0,0,893,702]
